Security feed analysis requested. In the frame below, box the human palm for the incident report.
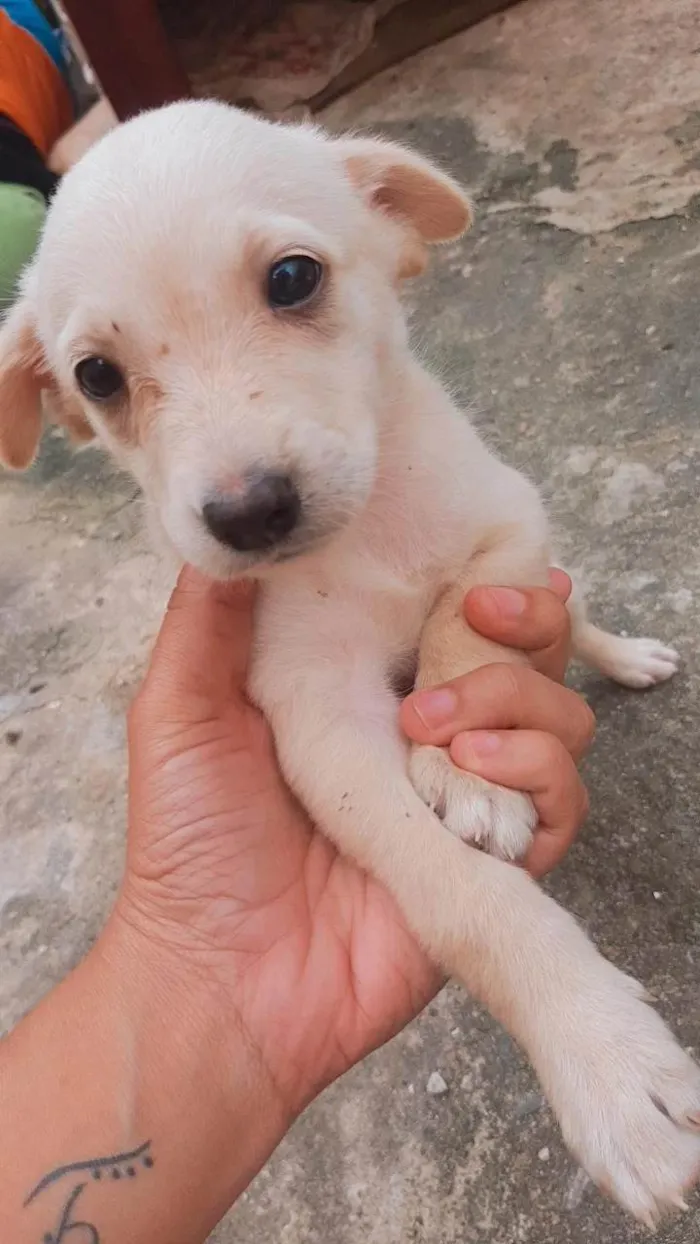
[120,571,438,1114]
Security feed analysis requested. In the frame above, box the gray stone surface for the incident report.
[1,0,699,1240]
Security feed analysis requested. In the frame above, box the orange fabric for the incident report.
[0,11,72,157]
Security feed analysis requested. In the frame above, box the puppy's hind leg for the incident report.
[567,587,680,689]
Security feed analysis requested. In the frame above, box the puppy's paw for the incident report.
[606,636,680,689]
[409,743,535,860]
[546,967,700,1226]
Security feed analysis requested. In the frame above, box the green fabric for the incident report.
[0,182,46,310]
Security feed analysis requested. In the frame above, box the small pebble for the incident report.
[653,890,662,900]
[538,1147,550,1162]
[426,1072,448,1096]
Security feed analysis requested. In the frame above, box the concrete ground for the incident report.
[1,0,699,1240]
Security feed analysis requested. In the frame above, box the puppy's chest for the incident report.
[258,504,482,673]
[359,574,434,659]
[261,560,436,670]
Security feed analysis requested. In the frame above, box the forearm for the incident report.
[0,915,290,1244]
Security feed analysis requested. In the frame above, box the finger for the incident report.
[137,566,256,718]
[464,573,572,681]
[449,729,589,877]
[401,663,595,760]
[547,567,573,601]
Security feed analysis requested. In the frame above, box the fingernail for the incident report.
[411,688,458,729]
[461,731,501,757]
[486,587,527,617]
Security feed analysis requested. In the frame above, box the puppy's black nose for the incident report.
[202,474,301,553]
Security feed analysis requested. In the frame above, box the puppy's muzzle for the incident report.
[202,473,301,553]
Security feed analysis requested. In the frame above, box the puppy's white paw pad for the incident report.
[609,637,680,689]
[409,744,535,860]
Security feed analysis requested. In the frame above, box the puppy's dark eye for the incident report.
[267,255,323,309]
[74,356,125,402]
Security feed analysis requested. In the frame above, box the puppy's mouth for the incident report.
[193,473,358,575]
[161,474,362,580]
[215,524,339,575]
[190,510,345,580]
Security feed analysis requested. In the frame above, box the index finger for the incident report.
[401,662,595,761]
[464,570,572,682]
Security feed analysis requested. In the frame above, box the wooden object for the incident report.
[60,0,191,120]
[60,0,523,121]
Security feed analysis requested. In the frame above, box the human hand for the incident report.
[115,566,591,1129]
[115,568,440,1121]
[401,571,595,877]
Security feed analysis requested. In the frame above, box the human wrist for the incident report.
[97,904,295,1184]
[111,880,356,1115]
[0,907,291,1244]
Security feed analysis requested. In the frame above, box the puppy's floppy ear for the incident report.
[335,135,472,275]
[0,297,46,469]
[0,294,95,469]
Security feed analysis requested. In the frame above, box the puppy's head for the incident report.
[0,101,470,577]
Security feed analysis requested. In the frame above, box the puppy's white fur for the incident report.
[0,101,696,1225]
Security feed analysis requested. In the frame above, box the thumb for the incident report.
[136,566,257,722]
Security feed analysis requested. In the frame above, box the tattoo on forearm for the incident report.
[24,1140,154,1242]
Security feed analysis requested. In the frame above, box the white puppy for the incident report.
[0,101,697,1225]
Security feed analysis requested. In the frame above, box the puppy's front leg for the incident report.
[410,534,549,860]
[250,645,700,1224]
